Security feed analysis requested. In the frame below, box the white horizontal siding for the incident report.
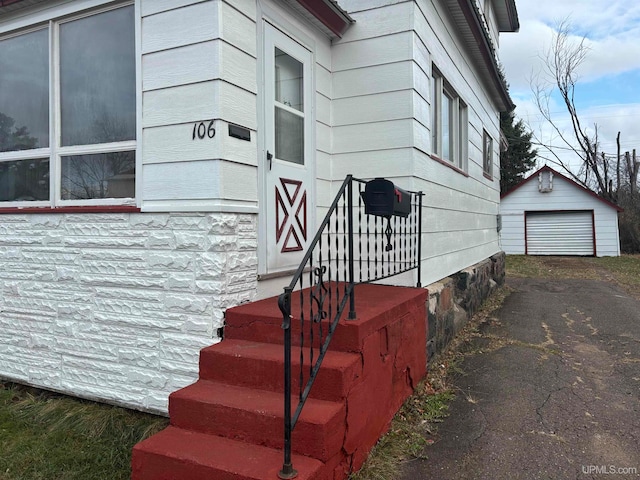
[142,41,256,93]
[142,160,257,202]
[333,61,416,99]
[338,1,413,42]
[142,81,256,129]
[333,119,415,154]
[317,65,332,98]
[499,213,525,254]
[223,0,257,21]
[141,0,208,17]
[333,90,414,126]
[316,122,331,155]
[142,1,219,54]
[143,41,220,91]
[328,0,504,286]
[143,160,223,201]
[220,1,257,57]
[139,0,259,209]
[332,148,415,179]
[338,0,413,14]
[317,93,331,126]
[422,239,500,285]
[142,120,256,166]
[333,31,414,72]
[316,151,331,181]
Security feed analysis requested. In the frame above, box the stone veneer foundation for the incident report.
[426,252,506,360]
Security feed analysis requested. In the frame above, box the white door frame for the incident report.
[257,8,317,277]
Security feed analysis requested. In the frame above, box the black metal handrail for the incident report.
[277,175,423,478]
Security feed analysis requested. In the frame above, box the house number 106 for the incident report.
[192,120,216,140]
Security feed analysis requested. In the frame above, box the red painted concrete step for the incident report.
[132,426,326,480]
[169,380,346,461]
[199,339,362,402]
[225,283,428,353]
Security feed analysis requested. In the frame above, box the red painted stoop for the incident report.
[132,284,427,480]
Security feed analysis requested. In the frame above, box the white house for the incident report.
[500,166,622,257]
[0,0,518,415]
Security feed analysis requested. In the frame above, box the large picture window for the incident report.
[0,4,136,208]
[432,67,468,171]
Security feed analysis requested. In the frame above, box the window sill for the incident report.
[0,205,141,215]
[429,154,469,177]
[483,172,493,181]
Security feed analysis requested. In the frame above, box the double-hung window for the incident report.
[432,67,468,171]
[0,4,136,208]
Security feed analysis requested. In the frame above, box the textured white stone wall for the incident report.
[0,212,257,413]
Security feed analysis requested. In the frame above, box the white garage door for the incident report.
[526,211,594,255]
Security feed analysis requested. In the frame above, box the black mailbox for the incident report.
[362,178,411,218]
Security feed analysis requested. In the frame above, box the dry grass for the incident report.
[0,382,168,480]
[507,254,640,297]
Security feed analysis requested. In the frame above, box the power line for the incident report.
[520,112,640,121]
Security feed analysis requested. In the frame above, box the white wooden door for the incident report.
[262,23,315,274]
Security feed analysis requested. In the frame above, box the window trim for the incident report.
[0,1,138,210]
[432,66,468,173]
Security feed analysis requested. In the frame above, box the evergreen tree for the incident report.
[500,109,537,193]
[0,112,38,152]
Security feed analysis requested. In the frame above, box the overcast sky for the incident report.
[499,0,640,172]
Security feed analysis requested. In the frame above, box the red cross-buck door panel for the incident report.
[276,178,307,253]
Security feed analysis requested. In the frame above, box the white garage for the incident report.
[500,166,621,257]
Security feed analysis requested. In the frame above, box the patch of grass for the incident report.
[507,254,640,297]
[0,382,168,480]
[590,254,640,295]
[505,254,547,278]
[349,389,455,480]
[506,255,602,280]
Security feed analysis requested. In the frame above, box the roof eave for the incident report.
[493,0,519,32]
[293,0,354,39]
[455,0,515,112]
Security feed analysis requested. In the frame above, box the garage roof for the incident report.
[501,165,623,212]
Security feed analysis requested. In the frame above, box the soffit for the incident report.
[282,0,353,39]
[492,0,519,32]
[0,0,48,15]
[442,0,514,111]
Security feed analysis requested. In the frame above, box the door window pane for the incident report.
[0,159,49,201]
[275,107,304,165]
[60,6,135,146]
[275,48,303,112]
[61,151,135,200]
[0,29,49,152]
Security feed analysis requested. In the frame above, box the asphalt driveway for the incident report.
[401,275,640,480]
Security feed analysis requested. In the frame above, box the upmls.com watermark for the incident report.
[582,465,638,475]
